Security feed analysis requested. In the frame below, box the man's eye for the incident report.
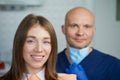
[70,24,78,28]
[84,25,92,28]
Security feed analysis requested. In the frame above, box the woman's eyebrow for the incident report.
[26,36,36,39]
[43,37,51,40]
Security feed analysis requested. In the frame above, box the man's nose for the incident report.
[76,26,84,36]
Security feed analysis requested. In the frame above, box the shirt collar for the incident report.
[22,68,45,80]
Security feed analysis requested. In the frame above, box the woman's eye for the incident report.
[43,41,51,44]
[27,40,33,43]
[26,39,36,44]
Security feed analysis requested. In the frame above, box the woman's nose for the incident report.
[34,42,43,53]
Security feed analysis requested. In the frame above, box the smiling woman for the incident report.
[0,14,76,80]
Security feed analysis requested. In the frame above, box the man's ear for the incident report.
[61,25,65,35]
[93,27,96,34]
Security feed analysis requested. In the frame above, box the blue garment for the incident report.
[69,47,89,64]
[65,63,88,80]
[56,48,120,80]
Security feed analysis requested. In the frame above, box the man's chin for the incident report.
[72,45,85,49]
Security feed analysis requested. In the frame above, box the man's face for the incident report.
[62,9,96,49]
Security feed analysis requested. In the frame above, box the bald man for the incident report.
[56,7,120,80]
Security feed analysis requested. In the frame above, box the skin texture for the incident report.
[23,24,51,74]
[62,7,96,49]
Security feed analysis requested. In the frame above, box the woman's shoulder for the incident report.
[57,73,76,80]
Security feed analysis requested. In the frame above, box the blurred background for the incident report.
[0,0,120,75]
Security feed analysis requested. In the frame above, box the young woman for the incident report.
[0,14,76,80]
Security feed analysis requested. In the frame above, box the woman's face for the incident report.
[23,24,51,73]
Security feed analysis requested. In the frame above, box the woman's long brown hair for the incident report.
[0,14,58,80]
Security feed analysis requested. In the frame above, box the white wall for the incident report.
[95,0,120,59]
[0,0,93,62]
[0,0,120,64]
[0,0,93,52]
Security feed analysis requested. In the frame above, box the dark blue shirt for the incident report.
[56,48,120,80]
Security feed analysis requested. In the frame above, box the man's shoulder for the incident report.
[58,48,66,56]
[92,48,120,63]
